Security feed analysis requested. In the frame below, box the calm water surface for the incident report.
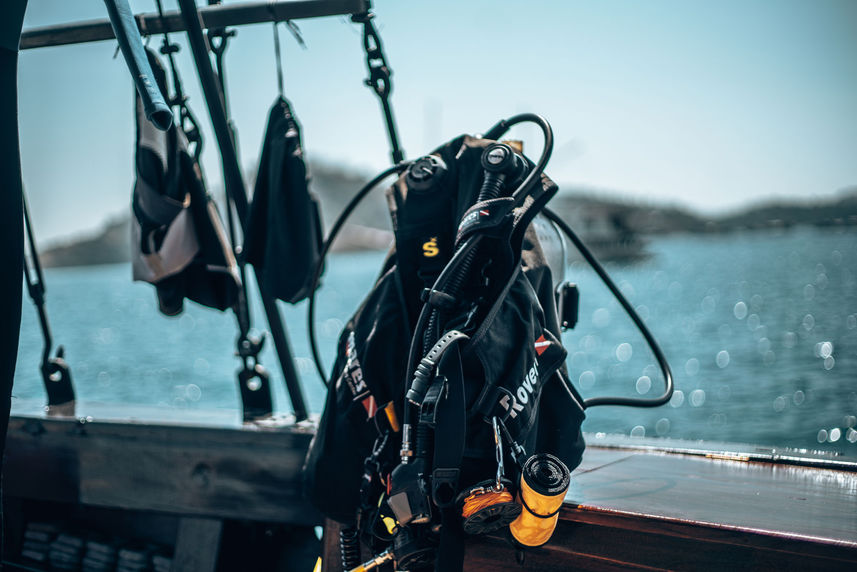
[13,227,857,459]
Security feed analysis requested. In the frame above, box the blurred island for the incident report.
[38,163,857,268]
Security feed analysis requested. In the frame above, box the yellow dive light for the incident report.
[509,453,570,547]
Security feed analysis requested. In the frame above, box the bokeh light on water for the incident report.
[12,227,857,459]
[560,227,857,459]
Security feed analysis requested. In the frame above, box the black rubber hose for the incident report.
[542,207,674,408]
[308,162,411,385]
[484,113,554,208]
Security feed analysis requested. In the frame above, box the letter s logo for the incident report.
[422,237,439,258]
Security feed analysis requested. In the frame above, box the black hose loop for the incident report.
[542,207,674,408]
[308,162,411,385]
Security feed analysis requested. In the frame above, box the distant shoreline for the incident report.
[37,162,856,268]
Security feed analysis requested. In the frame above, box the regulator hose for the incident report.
[308,162,411,385]
[542,207,674,408]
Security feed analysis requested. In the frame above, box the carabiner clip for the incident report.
[492,416,504,491]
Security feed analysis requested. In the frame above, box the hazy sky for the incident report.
[17,0,857,243]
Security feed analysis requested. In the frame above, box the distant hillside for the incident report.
[550,192,708,235]
[549,186,857,235]
[40,161,392,268]
[713,189,857,231]
[40,217,131,268]
[38,166,856,268]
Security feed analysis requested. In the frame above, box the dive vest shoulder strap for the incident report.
[429,343,467,572]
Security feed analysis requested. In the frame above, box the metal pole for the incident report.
[177,0,308,422]
[21,0,370,50]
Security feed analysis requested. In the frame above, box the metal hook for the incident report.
[492,416,505,490]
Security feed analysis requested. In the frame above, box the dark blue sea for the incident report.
[13,226,857,459]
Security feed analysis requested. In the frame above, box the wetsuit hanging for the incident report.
[131,47,240,315]
[244,22,324,304]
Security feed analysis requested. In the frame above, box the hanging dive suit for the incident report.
[245,97,324,304]
[131,48,240,316]
[304,126,586,571]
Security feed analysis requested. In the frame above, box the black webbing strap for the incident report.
[430,343,467,571]
[428,342,466,505]
[352,11,404,164]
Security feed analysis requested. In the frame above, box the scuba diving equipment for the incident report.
[304,114,591,572]
[509,453,570,547]
[303,112,676,570]
[131,47,240,317]
[130,43,275,420]
[22,195,75,415]
[244,0,325,306]
[348,549,395,572]
[103,0,172,131]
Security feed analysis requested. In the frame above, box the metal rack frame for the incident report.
[11,0,374,422]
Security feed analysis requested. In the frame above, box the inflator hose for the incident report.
[308,162,411,385]
[542,207,674,408]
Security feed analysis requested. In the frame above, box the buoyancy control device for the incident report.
[303,114,599,571]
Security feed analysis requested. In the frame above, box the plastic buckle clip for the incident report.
[431,467,460,508]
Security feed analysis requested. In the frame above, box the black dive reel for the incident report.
[305,114,673,572]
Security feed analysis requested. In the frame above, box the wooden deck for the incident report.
[465,446,857,570]
[3,409,856,570]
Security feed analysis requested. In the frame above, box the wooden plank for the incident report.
[566,451,857,546]
[174,517,223,572]
[4,413,857,569]
[464,446,857,570]
[465,515,856,571]
[3,416,321,524]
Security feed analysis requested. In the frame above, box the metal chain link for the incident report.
[352,11,404,163]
